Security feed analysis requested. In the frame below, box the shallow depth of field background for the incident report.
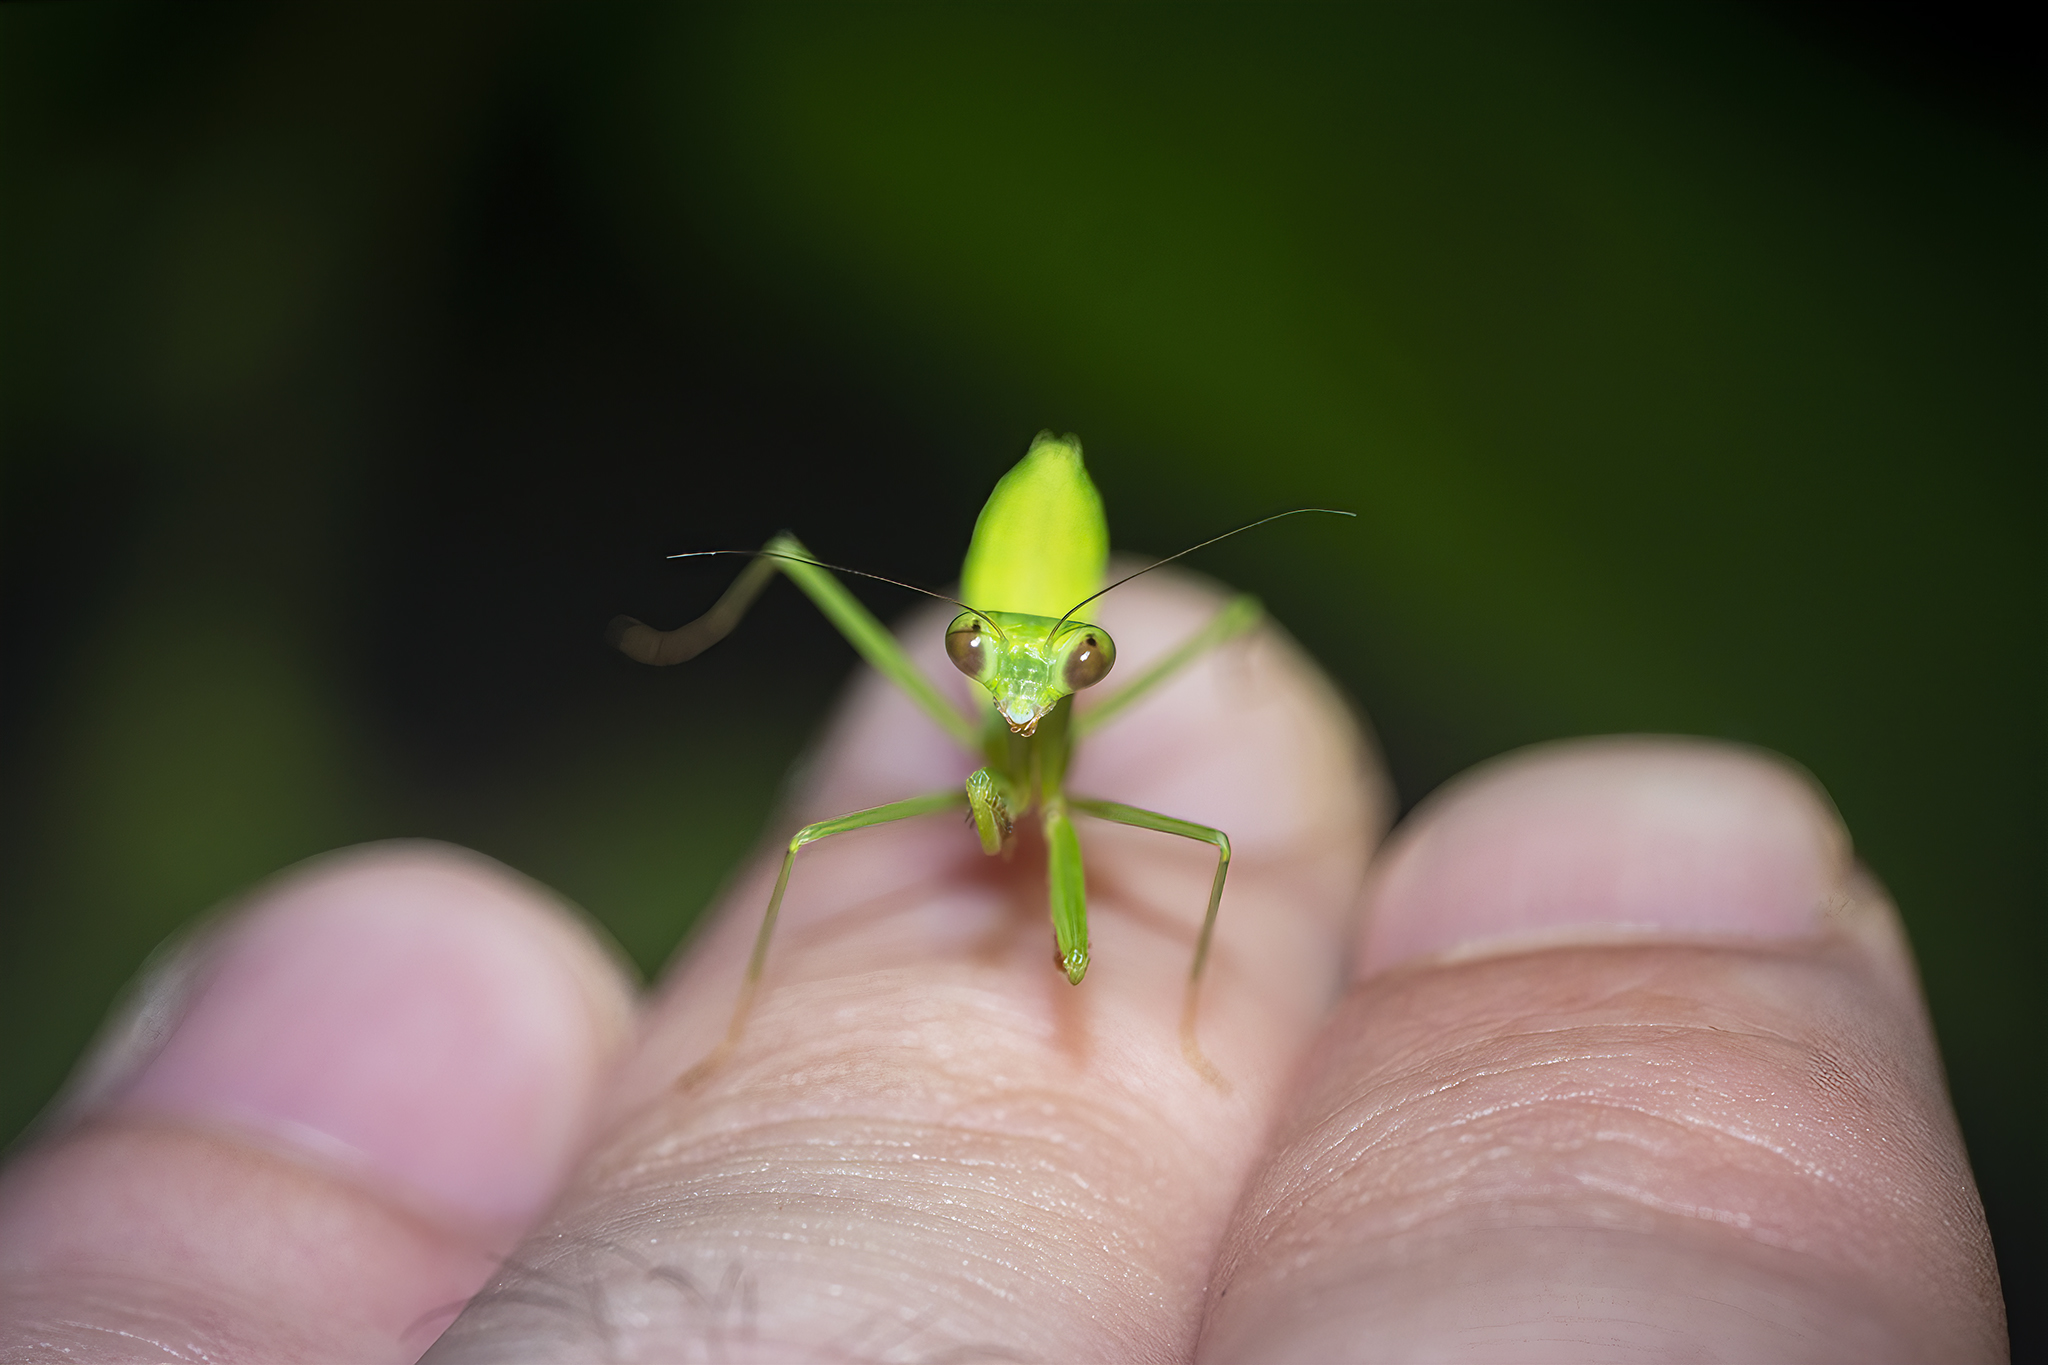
[1,2,2039,1347]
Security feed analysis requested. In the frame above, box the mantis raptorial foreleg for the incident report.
[1069,798,1232,1091]
[678,788,969,1088]
[965,768,1014,856]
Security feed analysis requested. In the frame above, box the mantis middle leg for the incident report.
[679,788,967,1087]
[1069,798,1232,1091]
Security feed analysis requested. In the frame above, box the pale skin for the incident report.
[0,592,2007,1358]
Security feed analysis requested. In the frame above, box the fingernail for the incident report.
[107,843,633,1230]
[1356,738,1850,977]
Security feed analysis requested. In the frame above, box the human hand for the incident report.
[0,578,2004,1362]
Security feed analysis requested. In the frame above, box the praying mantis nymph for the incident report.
[608,432,1349,1086]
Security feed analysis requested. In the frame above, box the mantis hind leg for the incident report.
[1069,797,1232,1092]
[676,788,966,1089]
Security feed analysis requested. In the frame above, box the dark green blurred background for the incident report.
[2,1,2039,1347]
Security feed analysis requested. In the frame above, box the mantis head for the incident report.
[945,610,1116,735]
[942,430,1347,735]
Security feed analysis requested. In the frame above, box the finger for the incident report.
[427,573,1391,1363]
[1200,738,2004,1363]
[0,843,636,1363]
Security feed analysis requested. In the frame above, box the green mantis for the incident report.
[609,433,1343,1085]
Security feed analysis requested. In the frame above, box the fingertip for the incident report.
[1357,737,1852,977]
[104,841,635,1231]
[1204,739,2003,1362]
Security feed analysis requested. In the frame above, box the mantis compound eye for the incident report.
[945,612,996,680]
[1058,626,1116,691]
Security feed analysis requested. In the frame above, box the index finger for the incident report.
[427,572,1389,1362]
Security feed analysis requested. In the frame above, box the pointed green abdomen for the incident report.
[960,432,1108,618]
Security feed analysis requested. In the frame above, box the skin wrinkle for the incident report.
[625,1156,1153,1265]
[613,1077,1188,1193]
[621,1135,1155,1243]
[1201,930,2000,1363]
[13,1282,299,1364]
[1316,971,1880,1104]
[464,1104,1195,1360]
[1417,1074,1823,1172]
[1299,1019,1805,1145]
[1301,1075,1885,1231]
[25,1313,191,1365]
[1303,1030,1830,1182]
[1348,1037,1764,1126]
[1569,1174,1768,1235]
[39,1316,213,1364]
[619,979,1238,1158]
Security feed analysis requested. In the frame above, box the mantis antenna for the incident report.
[1051,508,1355,635]
[667,547,990,621]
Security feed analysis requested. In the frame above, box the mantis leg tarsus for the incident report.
[674,788,966,1089]
[1070,797,1233,1091]
[1179,1001,1232,1095]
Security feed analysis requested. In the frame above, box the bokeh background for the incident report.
[1,1,2039,1348]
